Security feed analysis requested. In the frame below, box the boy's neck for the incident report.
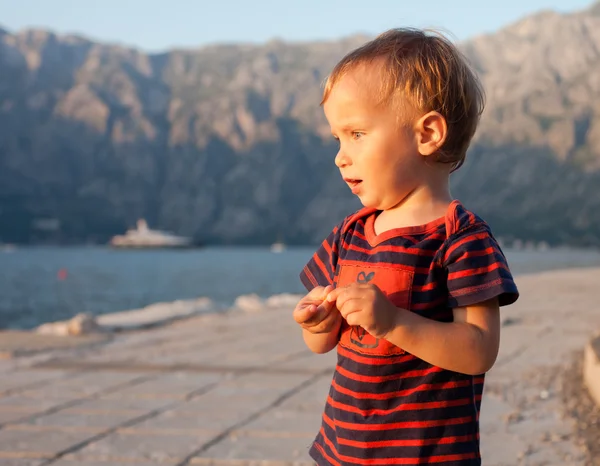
[374,183,453,235]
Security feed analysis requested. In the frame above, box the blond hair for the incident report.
[322,28,485,171]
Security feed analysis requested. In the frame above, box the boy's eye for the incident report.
[352,131,364,140]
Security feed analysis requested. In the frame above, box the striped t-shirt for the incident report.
[299,200,519,465]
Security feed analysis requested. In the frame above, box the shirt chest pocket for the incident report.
[335,263,414,356]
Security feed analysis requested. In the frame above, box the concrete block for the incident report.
[583,334,600,407]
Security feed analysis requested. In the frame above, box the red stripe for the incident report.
[444,231,489,260]
[468,211,477,226]
[353,229,369,242]
[302,265,317,287]
[337,345,416,365]
[327,394,473,416]
[428,232,447,241]
[323,411,336,431]
[403,235,419,245]
[336,364,443,383]
[314,435,343,466]
[337,433,476,448]
[448,261,507,280]
[331,378,471,400]
[341,237,437,257]
[450,278,503,297]
[325,412,474,431]
[411,296,446,311]
[323,237,332,256]
[412,281,439,292]
[450,246,496,265]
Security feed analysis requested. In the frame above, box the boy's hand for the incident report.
[293,285,341,334]
[326,283,398,339]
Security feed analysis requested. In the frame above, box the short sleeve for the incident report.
[299,222,343,291]
[443,225,519,308]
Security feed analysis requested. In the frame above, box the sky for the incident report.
[0,0,594,52]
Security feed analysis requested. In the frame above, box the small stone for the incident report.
[501,317,521,327]
[504,410,524,424]
[67,312,100,335]
[234,294,264,313]
[540,390,550,399]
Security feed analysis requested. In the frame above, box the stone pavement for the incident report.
[0,267,598,465]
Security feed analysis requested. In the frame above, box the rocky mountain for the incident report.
[1,3,599,247]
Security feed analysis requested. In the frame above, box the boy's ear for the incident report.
[415,111,447,157]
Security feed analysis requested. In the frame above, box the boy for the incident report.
[293,29,519,465]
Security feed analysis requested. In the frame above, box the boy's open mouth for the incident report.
[344,178,362,186]
[344,178,363,193]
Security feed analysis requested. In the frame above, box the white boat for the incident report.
[270,241,286,253]
[0,243,16,253]
[109,219,195,249]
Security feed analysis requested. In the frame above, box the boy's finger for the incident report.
[305,308,339,333]
[326,283,359,302]
[307,284,333,301]
[304,301,336,327]
[338,299,361,318]
[293,304,318,324]
[325,287,342,302]
[327,285,357,306]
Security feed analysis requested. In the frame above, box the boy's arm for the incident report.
[297,219,346,354]
[383,298,500,375]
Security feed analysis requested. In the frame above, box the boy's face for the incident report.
[323,67,427,212]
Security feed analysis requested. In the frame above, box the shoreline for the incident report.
[2,246,600,332]
[26,264,600,336]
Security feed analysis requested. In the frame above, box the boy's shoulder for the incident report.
[338,200,492,238]
[443,200,492,238]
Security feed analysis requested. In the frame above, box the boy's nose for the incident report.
[335,150,351,168]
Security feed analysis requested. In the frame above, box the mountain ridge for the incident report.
[1,5,599,246]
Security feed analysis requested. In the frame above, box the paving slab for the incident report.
[0,460,46,466]
[240,408,322,436]
[99,372,222,400]
[51,459,172,466]
[277,375,333,412]
[18,411,142,429]
[196,431,314,463]
[18,372,150,399]
[0,426,102,457]
[0,332,109,358]
[71,430,216,463]
[70,397,175,413]
[0,370,74,395]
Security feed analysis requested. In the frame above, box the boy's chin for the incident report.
[357,197,379,210]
